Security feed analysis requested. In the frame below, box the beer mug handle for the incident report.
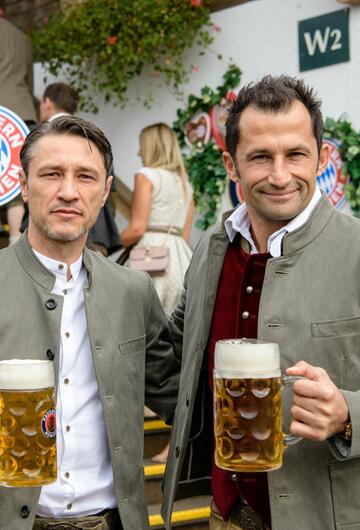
[282,375,304,447]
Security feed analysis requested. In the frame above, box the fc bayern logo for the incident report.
[317,138,347,209]
[0,106,29,207]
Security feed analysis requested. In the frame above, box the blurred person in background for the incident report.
[121,122,194,313]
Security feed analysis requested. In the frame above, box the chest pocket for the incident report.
[312,316,360,337]
[311,316,360,390]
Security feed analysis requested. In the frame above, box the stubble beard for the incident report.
[31,214,88,243]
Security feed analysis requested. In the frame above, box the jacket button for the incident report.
[175,446,180,458]
[46,349,55,360]
[20,505,30,518]
[186,395,190,406]
[45,299,57,310]
[242,311,250,320]
[231,473,237,482]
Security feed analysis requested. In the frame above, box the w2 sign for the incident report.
[299,9,350,72]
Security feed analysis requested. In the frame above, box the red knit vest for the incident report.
[207,234,271,528]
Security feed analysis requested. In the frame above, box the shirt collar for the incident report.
[224,187,322,257]
[32,250,83,282]
[48,112,69,122]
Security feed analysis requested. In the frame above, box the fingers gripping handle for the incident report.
[282,375,304,447]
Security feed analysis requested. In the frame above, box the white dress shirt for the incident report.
[35,251,117,517]
[224,187,322,255]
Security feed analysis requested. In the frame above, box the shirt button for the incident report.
[66,425,70,432]
[63,289,67,295]
[242,311,250,320]
[246,286,253,294]
[64,378,69,385]
[64,472,70,479]
[66,503,72,510]
[65,332,70,338]
[231,473,237,482]
[58,264,64,270]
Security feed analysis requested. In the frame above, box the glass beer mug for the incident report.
[0,359,57,487]
[214,339,301,472]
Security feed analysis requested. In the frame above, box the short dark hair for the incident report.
[225,74,323,158]
[20,115,113,177]
[43,82,79,114]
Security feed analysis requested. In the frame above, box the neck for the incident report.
[249,217,288,254]
[27,226,86,278]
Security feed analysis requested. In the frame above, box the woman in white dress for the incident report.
[120,123,194,313]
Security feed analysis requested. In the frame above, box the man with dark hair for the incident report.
[162,75,360,530]
[23,82,121,255]
[39,82,79,122]
[0,115,179,530]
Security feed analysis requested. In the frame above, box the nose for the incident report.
[268,157,292,188]
[57,175,80,202]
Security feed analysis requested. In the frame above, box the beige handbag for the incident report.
[128,245,169,276]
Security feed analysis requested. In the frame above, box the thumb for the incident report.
[286,360,322,381]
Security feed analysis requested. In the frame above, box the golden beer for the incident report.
[0,360,57,487]
[214,339,298,473]
[214,376,283,471]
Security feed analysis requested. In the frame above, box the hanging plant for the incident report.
[324,117,360,215]
[173,64,241,230]
[31,0,213,112]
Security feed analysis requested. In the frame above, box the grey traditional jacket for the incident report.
[0,236,180,530]
[162,196,360,530]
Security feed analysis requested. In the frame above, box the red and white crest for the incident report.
[0,106,29,207]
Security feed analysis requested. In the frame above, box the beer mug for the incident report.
[0,359,57,487]
[214,339,302,472]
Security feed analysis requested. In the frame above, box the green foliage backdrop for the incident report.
[31,0,213,112]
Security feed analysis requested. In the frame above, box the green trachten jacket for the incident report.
[0,236,180,530]
[162,196,360,530]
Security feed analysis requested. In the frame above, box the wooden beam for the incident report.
[210,0,252,12]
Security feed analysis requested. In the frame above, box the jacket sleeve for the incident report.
[144,275,181,424]
[328,389,360,460]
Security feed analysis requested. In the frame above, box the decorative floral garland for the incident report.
[30,0,213,112]
[174,68,360,229]
[173,65,241,229]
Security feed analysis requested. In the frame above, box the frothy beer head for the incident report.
[0,359,55,390]
[214,339,280,378]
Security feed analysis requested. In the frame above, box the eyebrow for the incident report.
[38,164,100,175]
[245,144,312,159]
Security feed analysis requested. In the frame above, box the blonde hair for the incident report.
[139,123,189,198]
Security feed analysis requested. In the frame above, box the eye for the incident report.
[79,174,95,180]
[252,154,268,161]
[289,151,305,158]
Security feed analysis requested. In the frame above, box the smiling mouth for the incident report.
[261,189,299,198]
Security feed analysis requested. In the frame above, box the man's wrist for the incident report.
[338,419,352,442]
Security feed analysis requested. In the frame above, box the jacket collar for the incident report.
[13,234,94,291]
[215,195,334,257]
[281,195,334,255]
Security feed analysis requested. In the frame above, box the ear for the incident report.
[19,169,29,204]
[222,151,239,183]
[317,142,330,176]
[102,175,113,207]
